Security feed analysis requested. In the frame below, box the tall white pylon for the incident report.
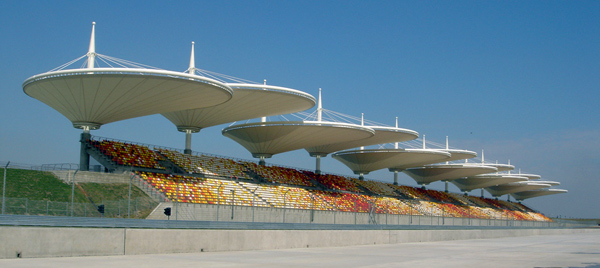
[445,136,449,164]
[360,113,364,150]
[187,41,196,74]
[393,116,399,185]
[317,88,322,122]
[182,41,199,155]
[481,149,485,163]
[261,79,267,122]
[394,117,399,149]
[87,22,96,69]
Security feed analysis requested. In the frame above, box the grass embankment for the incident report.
[0,168,157,219]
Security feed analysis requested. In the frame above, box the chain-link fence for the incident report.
[0,197,156,218]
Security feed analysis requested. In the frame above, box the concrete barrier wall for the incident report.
[125,228,598,254]
[0,227,125,258]
[1,226,597,259]
[52,170,131,184]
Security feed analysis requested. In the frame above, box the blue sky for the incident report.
[1,1,598,218]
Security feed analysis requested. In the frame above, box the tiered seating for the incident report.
[157,149,209,174]
[372,197,413,215]
[307,172,364,193]
[464,195,493,208]
[528,212,551,222]
[389,185,432,200]
[158,149,247,179]
[139,172,268,206]
[466,206,493,219]
[513,202,535,212]
[353,179,400,197]
[311,191,367,212]
[197,155,248,179]
[424,189,455,204]
[497,199,524,212]
[237,182,315,209]
[247,163,313,187]
[139,169,551,221]
[435,203,470,218]
[91,139,165,169]
[410,201,442,216]
[90,137,553,222]
[446,192,475,206]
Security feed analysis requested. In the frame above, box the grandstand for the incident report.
[81,136,552,222]
[19,22,564,226]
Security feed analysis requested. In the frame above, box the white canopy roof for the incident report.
[222,121,375,158]
[451,174,529,192]
[403,164,498,185]
[510,189,568,201]
[484,181,551,197]
[24,68,233,130]
[331,148,451,175]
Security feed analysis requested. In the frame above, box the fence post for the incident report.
[46,200,49,216]
[354,198,357,225]
[71,170,78,217]
[128,174,133,218]
[2,161,10,215]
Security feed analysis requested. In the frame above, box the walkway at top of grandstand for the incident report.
[221,89,419,166]
[22,22,233,132]
[161,41,316,154]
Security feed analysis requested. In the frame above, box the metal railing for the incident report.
[153,201,570,228]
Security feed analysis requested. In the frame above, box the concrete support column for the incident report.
[315,155,321,174]
[184,130,192,155]
[393,171,398,185]
[80,132,91,171]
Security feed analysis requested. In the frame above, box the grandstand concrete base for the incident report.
[52,170,131,184]
[147,202,554,228]
[0,226,596,259]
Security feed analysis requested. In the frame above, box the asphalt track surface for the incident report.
[1,230,599,268]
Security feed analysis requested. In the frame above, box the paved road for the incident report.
[1,231,599,268]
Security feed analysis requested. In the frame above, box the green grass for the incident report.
[0,169,87,202]
[1,168,157,218]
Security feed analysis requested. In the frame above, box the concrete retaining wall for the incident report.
[52,170,131,184]
[1,226,597,259]
[0,227,125,258]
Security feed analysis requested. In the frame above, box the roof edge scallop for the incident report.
[23,68,234,96]
[226,83,316,104]
[223,121,376,134]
